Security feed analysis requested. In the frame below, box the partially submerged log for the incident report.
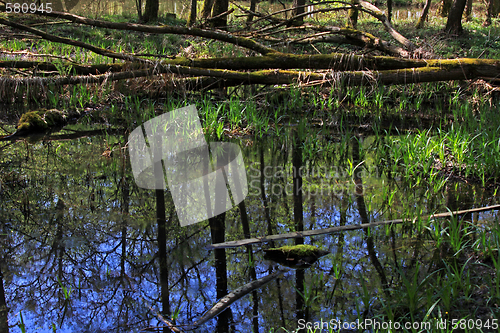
[0,109,80,139]
[16,109,67,133]
[263,244,329,269]
[186,269,287,330]
[208,204,500,249]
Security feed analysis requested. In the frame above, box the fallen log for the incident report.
[20,10,279,56]
[185,269,288,330]
[0,108,83,140]
[1,62,499,100]
[0,60,124,75]
[207,204,500,249]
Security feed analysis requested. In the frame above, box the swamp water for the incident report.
[0,123,499,332]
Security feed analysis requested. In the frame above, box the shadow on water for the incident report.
[0,118,499,332]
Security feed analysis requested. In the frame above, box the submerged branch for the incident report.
[186,269,288,330]
[28,10,279,55]
[207,204,500,249]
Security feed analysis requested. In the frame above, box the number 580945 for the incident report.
[5,2,52,13]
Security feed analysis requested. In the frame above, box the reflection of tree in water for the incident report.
[0,266,7,333]
[1,129,495,331]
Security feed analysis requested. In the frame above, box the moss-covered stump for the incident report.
[263,244,329,269]
[16,109,68,134]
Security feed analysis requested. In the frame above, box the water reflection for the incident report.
[0,125,497,332]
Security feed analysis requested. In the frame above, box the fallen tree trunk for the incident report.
[0,53,427,73]
[19,10,279,56]
[287,27,411,58]
[1,9,498,100]
[3,49,499,74]
[2,59,499,99]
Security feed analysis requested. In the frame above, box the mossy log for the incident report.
[17,109,66,132]
[263,244,329,268]
[8,109,79,137]
[209,204,500,249]
[2,61,498,95]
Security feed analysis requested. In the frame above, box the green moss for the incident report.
[43,109,66,127]
[267,244,324,257]
[16,109,66,132]
[17,111,48,132]
[264,244,329,269]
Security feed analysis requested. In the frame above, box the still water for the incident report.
[0,119,497,332]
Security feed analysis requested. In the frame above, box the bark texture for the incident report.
[445,0,467,34]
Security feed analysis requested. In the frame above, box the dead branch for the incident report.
[2,60,498,99]
[357,0,416,50]
[0,17,147,63]
[0,60,124,75]
[186,269,288,330]
[27,10,279,55]
[207,204,500,249]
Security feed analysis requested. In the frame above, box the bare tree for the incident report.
[291,0,306,26]
[416,0,432,28]
[439,0,453,17]
[188,0,197,26]
[142,0,158,23]
[347,0,358,28]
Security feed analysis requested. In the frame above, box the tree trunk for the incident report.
[142,0,158,23]
[202,0,214,18]
[247,0,258,22]
[483,0,499,26]
[135,0,143,21]
[416,0,431,28]
[290,0,306,26]
[465,0,472,21]
[445,0,467,34]
[188,0,197,26]
[347,0,358,28]
[439,0,453,17]
[211,0,229,27]
[387,0,393,22]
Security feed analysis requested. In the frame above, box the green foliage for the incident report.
[267,244,326,257]
[17,111,48,132]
